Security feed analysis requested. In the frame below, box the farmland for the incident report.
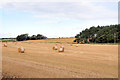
[2,38,118,78]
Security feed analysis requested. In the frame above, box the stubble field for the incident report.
[2,38,118,78]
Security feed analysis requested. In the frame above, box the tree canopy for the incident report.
[16,34,47,41]
[75,24,120,43]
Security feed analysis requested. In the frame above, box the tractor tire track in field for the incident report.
[2,56,103,78]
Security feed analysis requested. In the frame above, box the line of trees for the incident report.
[74,24,120,43]
[16,34,47,41]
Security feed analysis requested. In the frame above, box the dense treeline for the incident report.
[16,34,47,41]
[74,24,120,43]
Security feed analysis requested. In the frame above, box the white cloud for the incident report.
[2,1,117,21]
[35,20,60,24]
[0,0,118,38]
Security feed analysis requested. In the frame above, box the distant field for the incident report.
[1,39,15,42]
[23,38,76,43]
[23,38,119,45]
[2,38,118,78]
[1,40,14,42]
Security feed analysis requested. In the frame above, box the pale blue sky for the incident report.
[0,1,118,38]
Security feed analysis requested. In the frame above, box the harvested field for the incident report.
[23,38,76,43]
[2,39,118,78]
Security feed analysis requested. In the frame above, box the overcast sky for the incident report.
[0,0,118,38]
